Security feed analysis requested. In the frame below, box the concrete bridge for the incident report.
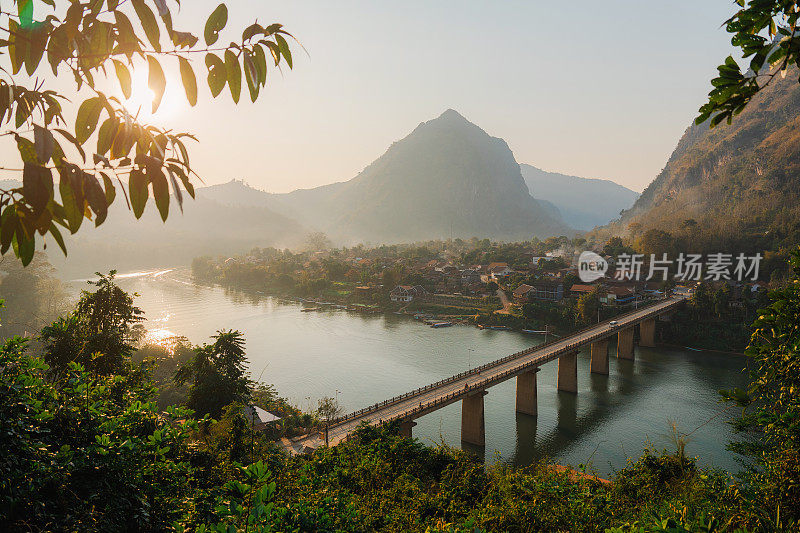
[288,296,685,452]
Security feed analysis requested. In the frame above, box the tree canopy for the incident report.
[699,0,800,126]
[0,1,295,265]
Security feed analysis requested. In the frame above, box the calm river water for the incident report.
[101,269,749,476]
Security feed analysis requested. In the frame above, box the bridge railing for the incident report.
[328,297,683,426]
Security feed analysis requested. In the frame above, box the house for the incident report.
[530,280,564,301]
[603,285,639,307]
[487,262,511,275]
[570,283,597,297]
[461,268,481,285]
[488,262,512,280]
[242,405,281,431]
[389,285,428,302]
[512,283,534,303]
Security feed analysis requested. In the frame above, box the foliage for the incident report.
[40,270,143,374]
[698,0,800,127]
[0,1,295,265]
[720,246,800,530]
[576,286,601,325]
[0,337,200,531]
[316,395,342,422]
[175,329,251,418]
[131,337,195,409]
[0,251,68,338]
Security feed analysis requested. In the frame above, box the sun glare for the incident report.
[120,66,187,122]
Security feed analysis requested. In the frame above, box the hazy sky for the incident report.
[4,1,739,193]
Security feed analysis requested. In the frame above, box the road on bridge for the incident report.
[287,296,685,452]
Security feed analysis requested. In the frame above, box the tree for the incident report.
[576,287,601,325]
[636,229,674,257]
[175,329,251,418]
[0,1,295,265]
[0,251,68,338]
[304,232,332,252]
[698,1,800,127]
[316,396,343,423]
[721,247,800,527]
[40,270,143,374]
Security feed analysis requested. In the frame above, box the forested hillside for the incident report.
[597,68,800,252]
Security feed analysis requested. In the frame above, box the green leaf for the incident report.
[206,53,226,97]
[8,20,25,74]
[147,56,166,113]
[224,49,241,103]
[18,232,35,266]
[75,97,103,144]
[23,163,52,214]
[129,168,148,219]
[204,4,228,46]
[16,136,38,164]
[113,59,132,99]
[171,30,199,49]
[82,173,108,225]
[100,172,116,205]
[242,23,263,41]
[58,165,84,233]
[0,206,18,254]
[253,44,268,87]
[275,34,292,69]
[24,23,48,76]
[18,0,33,27]
[34,125,54,163]
[243,52,259,102]
[178,57,197,106]
[96,118,117,156]
[132,0,161,52]
[114,10,140,57]
[151,168,169,221]
[48,221,67,256]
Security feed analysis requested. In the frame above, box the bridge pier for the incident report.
[557,351,578,393]
[639,318,656,347]
[461,390,487,446]
[515,368,539,416]
[617,327,635,360]
[590,339,609,375]
[399,420,417,438]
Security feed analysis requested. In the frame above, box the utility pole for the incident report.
[325,423,329,446]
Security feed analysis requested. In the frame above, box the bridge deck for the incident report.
[291,296,684,451]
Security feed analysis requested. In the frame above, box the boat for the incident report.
[301,307,319,312]
[488,325,511,331]
[430,322,453,328]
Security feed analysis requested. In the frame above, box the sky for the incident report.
[3,0,739,193]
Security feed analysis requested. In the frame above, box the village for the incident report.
[191,238,770,336]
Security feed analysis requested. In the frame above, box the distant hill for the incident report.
[520,165,638,230]
[0,180,307,277]
[598,67,800,250]
[270,109,570,243]
[50,195,308,278]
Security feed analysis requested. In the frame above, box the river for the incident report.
[100,269,749,476]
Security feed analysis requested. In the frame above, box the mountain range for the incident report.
[6,109,644,277]
[519,165,638,230]
[202,109,580,243]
